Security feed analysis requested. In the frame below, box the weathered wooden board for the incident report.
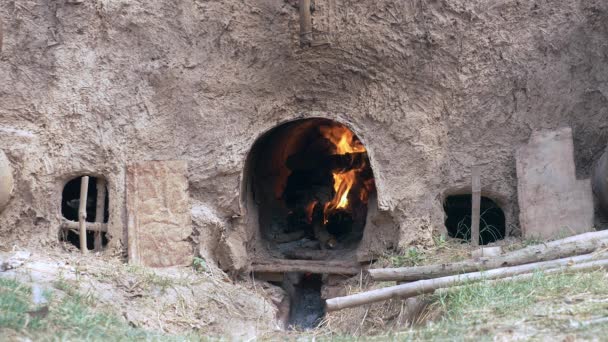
[516,128,594,239]
[127,160,193,267]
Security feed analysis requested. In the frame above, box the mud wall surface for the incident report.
[1,0,607,262]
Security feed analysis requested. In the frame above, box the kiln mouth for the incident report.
[247,118,376,260]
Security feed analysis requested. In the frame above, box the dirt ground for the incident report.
[0,246,284,340]
[3,237,607,340]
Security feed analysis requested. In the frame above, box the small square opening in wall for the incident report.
[444,195,505,245]
[60,176,109,251]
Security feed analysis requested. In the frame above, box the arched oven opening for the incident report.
[246,118,376,260]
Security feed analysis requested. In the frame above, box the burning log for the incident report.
[325,209,354,238]
[312,201,337,249]
[275,123,374,252]
[313,220,337,249]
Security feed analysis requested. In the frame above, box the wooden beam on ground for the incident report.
[368,230,608,281]
[251,258,362,275]
[471,166,481,246]
[78,176,89,254]
[433,258,608,294]
[94,178,106,251]
[327,252,608,312]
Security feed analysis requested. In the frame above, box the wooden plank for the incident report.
[471,166,481,246]
[299,0,313,47]
[78,176,89,254]
[94,178,106,251]
[251,258,362,275]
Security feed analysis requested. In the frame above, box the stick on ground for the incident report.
[327,252,608,312]
[369,230,608,282]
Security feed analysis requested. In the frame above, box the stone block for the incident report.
[516,127,594,239]
[127,160,193,267]
[0,150,13,212]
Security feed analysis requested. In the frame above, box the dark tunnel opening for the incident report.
[444,195,506,245]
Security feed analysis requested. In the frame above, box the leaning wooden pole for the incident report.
[78,176,90,254]
[327,252,608,312]
[436,258,608,293]
[94,178,106,251]
[299,0,312,47]
[471,166,481,246]
[369,230,608,282]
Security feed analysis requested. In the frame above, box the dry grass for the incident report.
[315,269,608,340]
[4,235,607,340]
[0,249,279,340]
[314,235,608,340]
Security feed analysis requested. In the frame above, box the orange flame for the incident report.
[332,170,356,209]
[320,126,366,155]
[320,125,368,221]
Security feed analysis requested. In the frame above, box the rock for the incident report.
[0,250,31,271]
[471,246,503,259]
[191,201,225,263]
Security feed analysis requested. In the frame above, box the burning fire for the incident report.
[319,125,371,221]
[320,125,366,155]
